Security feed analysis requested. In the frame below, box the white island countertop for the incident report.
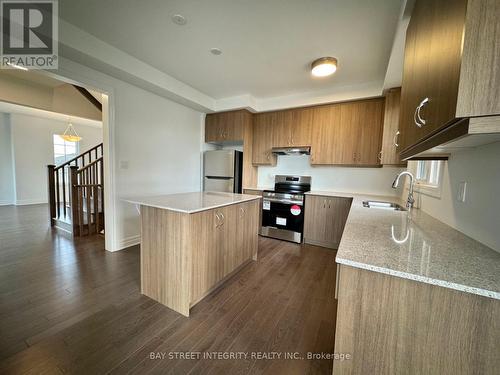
[306,191,500,300]
[125,191,261,214]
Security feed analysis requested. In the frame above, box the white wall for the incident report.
[409,142,500,252]
[0,113,15,205]
[8,113,102,205]
[113,83,203,248]
[258,155,404,196]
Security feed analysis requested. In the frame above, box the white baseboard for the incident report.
[0,200,14,206]
[15,199,48,205]
[116,234,141,251]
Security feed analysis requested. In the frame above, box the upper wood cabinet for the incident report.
[399,0,500,154]
[310,99,384,165]
[252,112,277,165]
[380,88,406,165]
[272,108,313,147]
[205,110,247,142]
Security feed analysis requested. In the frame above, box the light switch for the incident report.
[457,181,467,202]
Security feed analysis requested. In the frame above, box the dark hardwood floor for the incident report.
[0,204,338,374]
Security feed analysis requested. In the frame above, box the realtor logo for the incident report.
[1,0,58,69]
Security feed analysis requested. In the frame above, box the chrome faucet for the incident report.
[392,171,415,209]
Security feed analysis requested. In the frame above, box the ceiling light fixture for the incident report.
[210,48,222,56]
[60,120,82,142]
[171,14,187,25]
[311,57,338,77]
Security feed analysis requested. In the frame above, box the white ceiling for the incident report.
[60,0,403,100]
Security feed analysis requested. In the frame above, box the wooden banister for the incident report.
[47,165,56,225]
[48,143,104,237]
[55,143,103,171]
[77,157,103,173]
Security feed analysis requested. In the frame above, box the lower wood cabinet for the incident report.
[190,200,259,305]
[140,200,259,317]
[303,195,352,249]
[333,265,500,374]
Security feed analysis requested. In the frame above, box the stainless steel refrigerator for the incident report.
[203,150,243,193]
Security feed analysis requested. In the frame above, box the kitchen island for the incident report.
[126,192,261,316]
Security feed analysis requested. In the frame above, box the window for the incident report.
[53,135,79,166]
[415,160,442,187]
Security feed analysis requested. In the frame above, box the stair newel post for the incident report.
[70,166,80,236]
[47,165,56,225]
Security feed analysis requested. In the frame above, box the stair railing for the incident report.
[47,143,104,236]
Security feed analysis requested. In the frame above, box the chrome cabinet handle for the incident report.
[240,207,245,217]
[219,212,225,225]
[414,97,429,128]
[323,199,326,208]
[393,130,400,147]
[215,212,221,228]
[378,151,382,161]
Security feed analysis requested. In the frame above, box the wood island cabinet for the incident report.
[141,199,259,317]
[303,195,352,249]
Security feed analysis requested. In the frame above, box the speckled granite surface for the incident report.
[306,191,500,300]
[125,192,260,214]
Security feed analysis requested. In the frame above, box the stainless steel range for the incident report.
[260,175,311,243]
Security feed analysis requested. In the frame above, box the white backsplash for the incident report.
[257,154,404,196]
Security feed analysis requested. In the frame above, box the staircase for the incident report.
[47,143,104,237]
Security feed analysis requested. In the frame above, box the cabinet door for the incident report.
[252,113,277,165]
[290,107,313,147]
[310,104,342,164]
[272,111,293,147]
[339,99,384,165]
[239,200,259,261]
[325,198,352,248]
[304,195,328,245]
[399,0,467,151]
[381,88,406,165]
[205,115,222,142]
[205,111,246,143]
[190,209,221,303]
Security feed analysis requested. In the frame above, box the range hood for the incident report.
[271,146,311,156]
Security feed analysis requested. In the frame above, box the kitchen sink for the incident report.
[362,200,407,211]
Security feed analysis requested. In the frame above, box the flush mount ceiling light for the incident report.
[311,57,338,77]
[171,14,187,25]
[210,48,222,56]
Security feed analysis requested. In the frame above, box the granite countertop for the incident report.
[306,191,500,300]
[125,192,261,214]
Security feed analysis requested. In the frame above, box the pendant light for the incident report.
[60,120,82,142]
[311,57,338,77]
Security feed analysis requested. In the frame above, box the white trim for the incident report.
[41,58,118,252]
[0,200,14,206]
[15,199,47,205]
[117,235,141,250]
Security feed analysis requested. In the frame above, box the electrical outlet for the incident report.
[457,181,467,202]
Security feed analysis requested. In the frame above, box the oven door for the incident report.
[261,197,304,243]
